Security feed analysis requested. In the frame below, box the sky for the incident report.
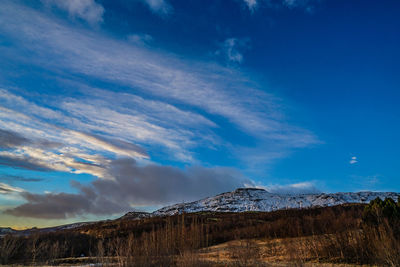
[0,0,399,228]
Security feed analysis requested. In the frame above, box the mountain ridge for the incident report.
[2,188,399,234]
[151,187,400,216]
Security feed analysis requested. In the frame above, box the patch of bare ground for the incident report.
[194,236,378,267]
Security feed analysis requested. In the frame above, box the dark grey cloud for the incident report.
[0,129,29,148]
[0,128,61,149]
[5,191,127,219]
[5,159,250,219]
[0,128,62,150]
[92,158,248,205]
[14,177,44,182]
[35,140,63,149]
[0,156,53,171]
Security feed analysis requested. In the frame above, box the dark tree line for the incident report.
[1,202,399,266]
[363,197,400,224]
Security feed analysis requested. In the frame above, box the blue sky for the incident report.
[0,0,399,228]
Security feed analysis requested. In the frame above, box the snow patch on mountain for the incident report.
[152,188,400,216]
[0,227,16,237]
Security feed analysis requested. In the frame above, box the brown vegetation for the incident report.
[1,201,399,266]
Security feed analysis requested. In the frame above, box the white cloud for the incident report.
[255,181,321,195]
[283,0,297,7]
[0,89,161,178]
[350,156,358,164]
[0,1,319,171]
[283,0,314,8]
[67,130,149,159]
[139,0,172,16]
[0,6,290,140]
[0,183,25,203]
[42,0,104,25]
[0,89,149,157]
[243,0,258,11]
[242,0,319,12]
[0,182,24,194]
[216,38,251,64]
[127,33,153,46]
[0,145,109,178]
[59,94,215,161]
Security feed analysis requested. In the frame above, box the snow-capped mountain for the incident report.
[152,188,400,216]
[120,211,151,220]
[3,188,399,237]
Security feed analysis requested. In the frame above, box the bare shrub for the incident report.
[3,204,400,266]
[0,234,20,264]
[228,239,261,267]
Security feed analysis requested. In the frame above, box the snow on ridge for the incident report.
[0,227,16,237]
[152,188,400,217]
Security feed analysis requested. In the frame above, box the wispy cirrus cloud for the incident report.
[0,0,319,168]
[138,0,173,16]
[283,0,315,8]
[241,0,321,12]
[0,107,147,178]
[127,33,154,46]
[0,0,321,219]
[41,0,105,25]
[257,181,321,195]
[0,182,25,202]
[0,182,24,195]
[243,0,258,11]
[44,0,171,20]
[0,129,29,149]
[216,37,251,64]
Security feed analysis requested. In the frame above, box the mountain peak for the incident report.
[151,188,400,217]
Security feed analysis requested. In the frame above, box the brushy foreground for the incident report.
[1,198,400,266]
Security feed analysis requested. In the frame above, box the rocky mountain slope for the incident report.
[152,188,400,216]
[3,188,399,235]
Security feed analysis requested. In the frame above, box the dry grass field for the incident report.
[1,200,399,266]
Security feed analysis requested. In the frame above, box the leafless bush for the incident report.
[0,234,20,264]
[3,204,399,266]
[227,239,261,267]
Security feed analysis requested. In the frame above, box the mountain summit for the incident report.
[152,188,400,216]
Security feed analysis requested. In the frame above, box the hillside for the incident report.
[1,190,400,266]
[153,188,400,216]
